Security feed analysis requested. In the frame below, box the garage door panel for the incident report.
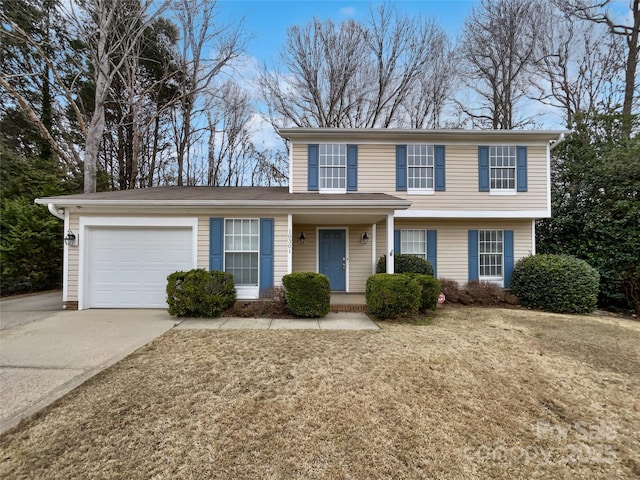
[88,227,193,308]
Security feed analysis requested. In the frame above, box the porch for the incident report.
[330,293,367,312]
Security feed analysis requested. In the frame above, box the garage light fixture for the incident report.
[64,230,77,246]
[298,232,306,245]
[361,232,369,244]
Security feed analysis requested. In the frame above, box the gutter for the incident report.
[47,203,65,220]
[36,199,412,209]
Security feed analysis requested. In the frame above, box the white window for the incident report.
[225,219,258,286]
[479,230,503,285]
[407,144,434,192]
[319,144,346,192]
[490,146,516,191]
[401,229,426,259]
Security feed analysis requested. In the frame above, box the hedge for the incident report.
[365,273,421,319]
[404,273,441,312]
[510,254,600,314]
[166,269,236,317]
[376,254,434,276]
[282,272,330,317]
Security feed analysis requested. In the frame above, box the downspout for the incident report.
[48,203,65,220]
[550,133,565,151]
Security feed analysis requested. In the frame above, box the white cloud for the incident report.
[339,6,356,16]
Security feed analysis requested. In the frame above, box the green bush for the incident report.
[282,272,330,317]
[166,269,236,317]
[365,273,421,319]
[510,254,600,314]
[405,274,441,312]
[376,254,434,276]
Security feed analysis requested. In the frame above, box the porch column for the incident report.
[371,223,377,274]
[386,213,394,274]
[287,213,292,273]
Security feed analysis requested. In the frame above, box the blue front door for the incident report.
[319,229,346,291]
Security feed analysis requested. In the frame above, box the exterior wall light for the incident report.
[298,232,306,244]
[361,232,369,244]
[64,230,77,246]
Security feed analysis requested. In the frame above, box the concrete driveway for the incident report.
[0,291,64,330]
[0,296,175,433]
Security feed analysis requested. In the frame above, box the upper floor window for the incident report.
[479,229,503,285]
[490,146,516,192]
[407,145,434,192]
[319,144,346,192]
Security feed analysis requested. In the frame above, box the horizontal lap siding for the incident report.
[66,211,288,303]
[292,142,548,212]
[67,214,80,302]
[378,219,533,284]
[348,225,373,292]
[292,228,315,273]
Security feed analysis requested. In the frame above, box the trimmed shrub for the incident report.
[405,273,441,312]
[510,254,600,314]
[376,254,434,276]
[366,273,421,319]
[282,272,330,317]
[166,269,236,317]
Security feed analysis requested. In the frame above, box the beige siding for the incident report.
[379,219,534,285]
[291,142,548,212]
[291,227,316,273]
[66,211,290,303]
[348,225,373,292]
[67,213,80,302]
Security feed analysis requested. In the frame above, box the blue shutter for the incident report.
[347,144,358,191]
[434,145,446,191]
[468,230,479,281]
[396,145,407,191]
[394,230,401,255]
[517,146,528,192]
[427,230,437,277]
[308,144,319,191]
[209,218,224,271]
[478,146,490,192]
[504,230,514,288]
[259,218,274,296]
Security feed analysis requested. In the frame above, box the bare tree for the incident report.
[557,0,639,135]
[457,0,545,129]
[534,8,625,127]
[171,0,244,186]
[260,3,455,128]
[1,0,168,192]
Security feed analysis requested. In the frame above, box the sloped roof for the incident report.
[35,186,411,209]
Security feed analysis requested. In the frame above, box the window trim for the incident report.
[406,144,435,195]
[318,143,347,194]
[488,145,517,195]
[478,229,504,286]
[224,218,260,296]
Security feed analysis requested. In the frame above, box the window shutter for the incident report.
[394,230,401,255]
[504,230,514,288]
[396,145,407,191]
[259,218,274,296]
[209,218,224,271]
[468,230,479,281]
[347,144,358,191]
[434,145,446,191]
[427,230,437,277]
[516,146,528,192]
[308,144,319,191]
[478,146,490,192]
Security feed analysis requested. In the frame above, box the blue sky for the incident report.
[218,0,477,66]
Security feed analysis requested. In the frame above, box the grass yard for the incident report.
[1,308,639,479]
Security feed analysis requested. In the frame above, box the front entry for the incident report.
[318,229,346,291]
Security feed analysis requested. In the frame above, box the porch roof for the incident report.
[35,186,411,213]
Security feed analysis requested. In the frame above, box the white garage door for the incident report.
[88,227,194,308]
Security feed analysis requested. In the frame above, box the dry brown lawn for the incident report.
[1,307,639,479]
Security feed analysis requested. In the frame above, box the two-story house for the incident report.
[36,128,566,310]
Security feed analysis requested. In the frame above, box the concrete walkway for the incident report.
[0,294,377,434]
[175,312,379,331]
